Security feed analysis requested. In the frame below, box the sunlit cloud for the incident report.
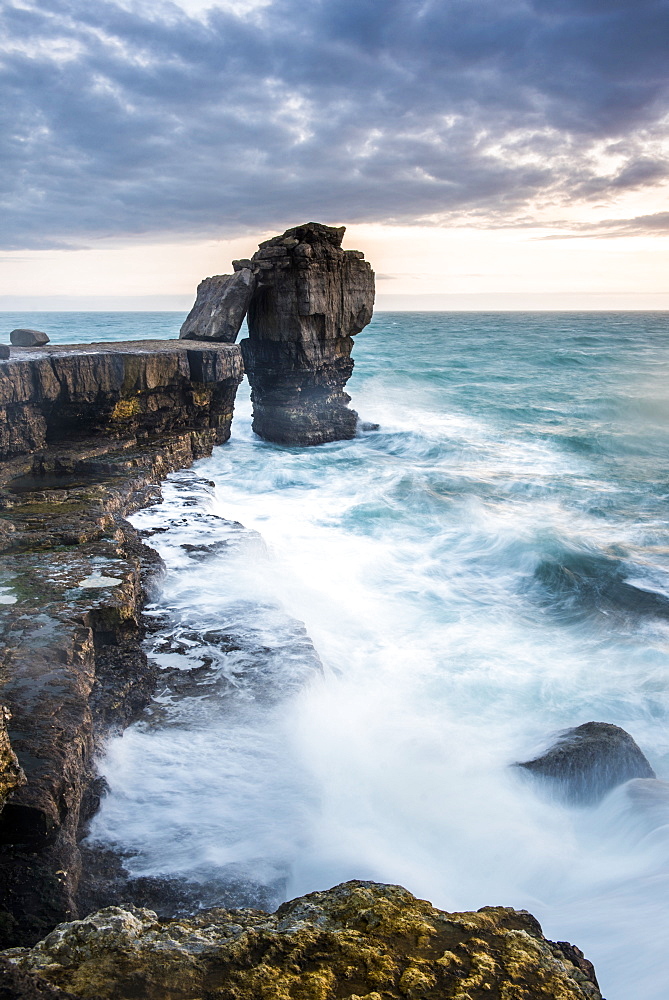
[1,0,668,251]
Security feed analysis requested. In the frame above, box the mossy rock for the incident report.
[2,881,602,999]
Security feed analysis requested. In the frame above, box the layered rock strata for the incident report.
[180,222,375,445]
[242,223,374,445]
[2,880,602,1000]
[0,340,243,946]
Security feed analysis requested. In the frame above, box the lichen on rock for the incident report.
[2,880,602,999]
[0,705,25,812]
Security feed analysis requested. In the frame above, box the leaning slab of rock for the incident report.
[179,269,255,342]
[1,880,602,999]
[242,222,375,445]
[518,721,655,805]
[9,329,49,347]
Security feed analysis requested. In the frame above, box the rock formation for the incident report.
[1,880,602,999]
[0,340,243,946]
[0,707,25,812]
[179,269,255,343]
[242,223,374,445]
[9,330,49,347]
[180,222,375,445]
[517,721,655,805]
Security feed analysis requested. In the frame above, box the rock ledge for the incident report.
[2,880,602,999]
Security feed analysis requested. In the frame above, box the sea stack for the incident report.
[241,223,374,445]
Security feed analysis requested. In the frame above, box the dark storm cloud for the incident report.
[1,0,668,248]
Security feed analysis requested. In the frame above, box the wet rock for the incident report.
[9,331,49,348]
[0,348,9,361]
[179,271,256,343]
[0,708,25,813]
[2,880,603,999]
[0,341,244,946]
[517,721,655,805]
[76,845,283,921]
[242,222,375,445]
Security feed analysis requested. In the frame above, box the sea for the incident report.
[5,310,669,999]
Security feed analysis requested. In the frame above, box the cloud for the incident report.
[535,210,669,237]
[1,0,668,249]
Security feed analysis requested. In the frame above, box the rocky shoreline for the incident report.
[0,340,242,945]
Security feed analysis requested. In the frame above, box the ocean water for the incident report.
[8,311,669,998]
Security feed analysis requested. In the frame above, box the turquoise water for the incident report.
[12,311,668,998]
[0,312,182,343]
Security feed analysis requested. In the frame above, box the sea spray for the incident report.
[88,312,669,1000]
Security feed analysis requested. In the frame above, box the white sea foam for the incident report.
[90,315,669,1000]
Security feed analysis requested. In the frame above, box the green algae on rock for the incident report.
[2,880,602,1000]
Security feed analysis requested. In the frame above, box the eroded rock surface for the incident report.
[242,222,375,445]
[518,721,655,805]
[0,340,243,946]
[179,270,256,343]
[2,880,602,1000]
[0,707,25,812]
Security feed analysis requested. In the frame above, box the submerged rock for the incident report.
[9,330,49,347]
[0,955,79,999]
[518,721,655,805]
[242,222,375,445]
[2,880,602,999]
[179,270,256,343]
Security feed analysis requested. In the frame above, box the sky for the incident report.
[1,0,668,310]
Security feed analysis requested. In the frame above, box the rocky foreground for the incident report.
[1,880,602,1000]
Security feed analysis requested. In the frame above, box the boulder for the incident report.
[9,330,49,347]
[241,222,375,445]
[179,270,256,343]
[517,721,655,805]
[2,880,602,999]
[0,346,10,361]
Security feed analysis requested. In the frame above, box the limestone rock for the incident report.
[9,330,49,347]
[2,880,602,999]
[0,339,243,946]
[0,340,243,462]
[179,270,255,343]
[517,721,655,805]
[0,955,79,999]
[0,706,26,813]
[242,222,375,445]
